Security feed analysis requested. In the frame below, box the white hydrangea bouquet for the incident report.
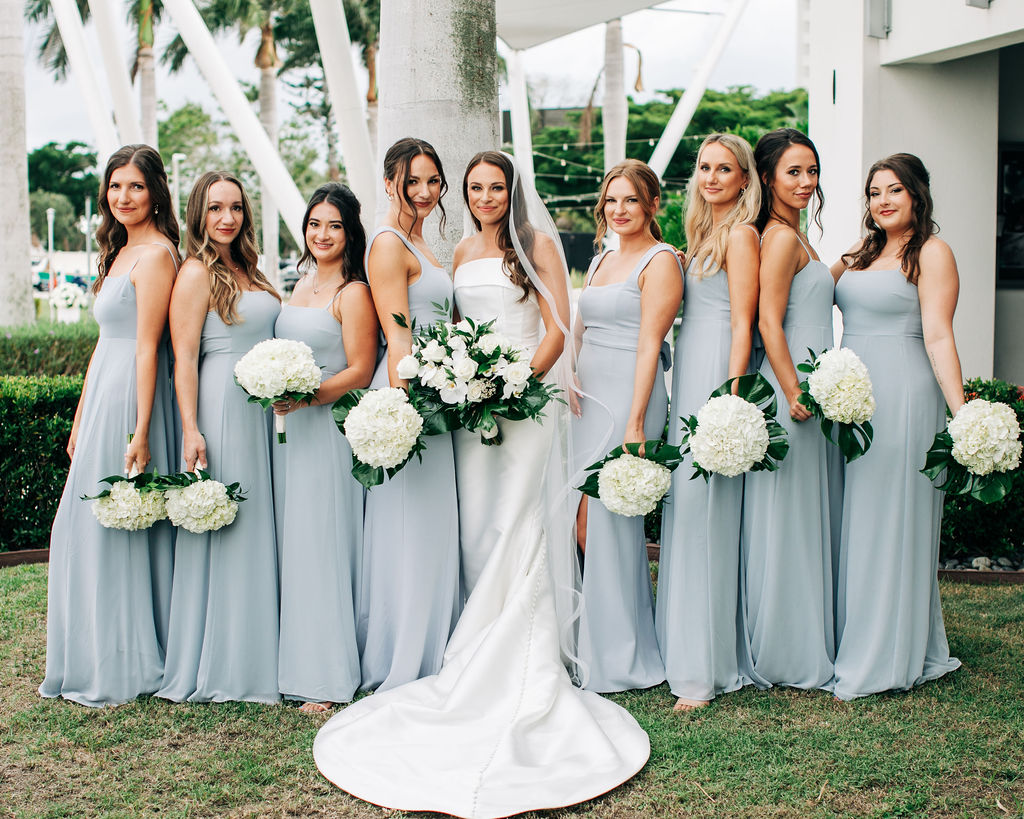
[921,398,1022,503]
[155,469,246,533]
[678,373,790,481]
[393,307,561,445]
[332,387,427,488]
[577,440,684,517]
[50,281,89,311]
[797,347,876,463]
[82,472,167,531]
[234,338,322,443]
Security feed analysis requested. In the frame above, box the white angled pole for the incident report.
[48,0,120,158]
[648,0,750,179]
[159,0,306,247]
[504,45,536,195]
[87,0,144,144]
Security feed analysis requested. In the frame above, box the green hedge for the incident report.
[939,378,1024,560]
[0,375,82,551]
[0,320,98,376]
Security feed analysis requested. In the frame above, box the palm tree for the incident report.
[1,0,37,325]
[25,0,161,146]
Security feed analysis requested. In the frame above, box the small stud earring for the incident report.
[154,204,159,214]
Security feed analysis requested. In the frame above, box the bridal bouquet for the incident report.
[157,470,246,533]
[921,398,1022,502]
[678,373,790,480]
[577,440,684,517]
[83,472,167,530]
[394,311,560,444]
[797,347,876,462]
[332,387,427,488]
[234,338,322,443]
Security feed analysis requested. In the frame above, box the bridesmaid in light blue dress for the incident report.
[740,129,835,691]
[272,184,378,712]
[656,134,761,711]
[830,153,964,700]
[158,171,282,704]
[41,145,180,707]
[357,138,460,692]
[573,160,680,693]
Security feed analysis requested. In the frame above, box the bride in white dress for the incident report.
[313,152,650,818]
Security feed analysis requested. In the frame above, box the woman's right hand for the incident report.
[788,391,812,422]
[182,429,208,472]
[66,424,79,460]
[569,376,583,417]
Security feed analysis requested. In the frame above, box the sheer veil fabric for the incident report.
[312,155,649,818]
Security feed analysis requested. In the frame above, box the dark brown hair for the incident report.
[94,144,179,293]
[383,137,447,238]
[753,128,824,234]
[842,153,937,285]
[462,151,535,301]
[297,182,367,286]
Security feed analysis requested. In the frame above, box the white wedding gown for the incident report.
[313,257,650,819]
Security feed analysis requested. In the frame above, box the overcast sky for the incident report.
[22,0,797,152]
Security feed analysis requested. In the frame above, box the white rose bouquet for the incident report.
[50,281,89,311]
[921,398,1021,503]
[233,338,322,443]
[82,472,167,531]
[678,373,790,481]
[393,309,560,445]
[577,440,684,517]
[797,347,876,463]
[332,387,427,488]
[156,470,246,533]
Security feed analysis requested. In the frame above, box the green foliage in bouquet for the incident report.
[577,440,685,500]
[796,348,874,463]
[152,469,246,503]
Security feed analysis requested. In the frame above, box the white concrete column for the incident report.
[308,0,378,223]
[377,0,498,265]
[603,19,627,173]
[0,0,35,325]
[160,0,306,247]
[47,0,120,158]
[87,0,144,145]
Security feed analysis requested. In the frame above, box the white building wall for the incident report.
[809,1,1000,380]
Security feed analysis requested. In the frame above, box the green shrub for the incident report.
[0,320,98,376]
[939,377,1024,561]
[0,375,82,551]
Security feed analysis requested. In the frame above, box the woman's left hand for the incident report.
[125,435,151,476]
[624,424,646,457]
[273,397,312,416]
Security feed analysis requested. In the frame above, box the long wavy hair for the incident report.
[184,171,278,324]
[463,151,536,301]
[383,137,448,239]
[93,144,179,294]
[593,159,663,251]
[754,128,824,234]
[841,153,937,286]
[684,133,760,279]
[297,183,368,288]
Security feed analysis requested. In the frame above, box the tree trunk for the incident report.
[256,25,280,286]
[378,0,497,266]
[365,40,378,163]
[0,0,36,325]
[137,0,158,148]
[603,18,627,173]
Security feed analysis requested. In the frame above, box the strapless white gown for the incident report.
[313,257,650,819]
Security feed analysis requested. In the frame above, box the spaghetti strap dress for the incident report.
[357,227,460,692]
[273,287,365,704]
[571,243,678,693]
[40,248,178,707]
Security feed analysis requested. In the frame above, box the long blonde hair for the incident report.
[184,171,278,324]
[684,134,760,279]
[593,159,663,251]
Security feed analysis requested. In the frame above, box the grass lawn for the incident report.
[2,563,1022,818]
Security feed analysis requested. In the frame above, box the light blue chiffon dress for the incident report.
[572,243,677,693]
[157,290,281,704]
[273,289,364,704]
[40,257,177,707]
[739,234,835,690]
[656,257,748,703]
[831,269,960,700]
[357,228,460,693]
